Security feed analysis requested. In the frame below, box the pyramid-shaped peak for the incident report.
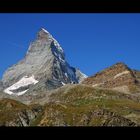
[105,62,130,72]
[37,28,52,40]
[82,62,137,92]
[40,28,50,34]
[112,62,128,68]
[96,62,130,76]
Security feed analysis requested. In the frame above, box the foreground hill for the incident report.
[1,61,140,126]
[36,84,140,126]
[1,83,140,126]
[0,98,43,126]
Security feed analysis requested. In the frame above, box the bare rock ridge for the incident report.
[82,62,140,93]
[1,28,87,96]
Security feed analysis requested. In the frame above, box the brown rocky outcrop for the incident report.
[82,63,140,93]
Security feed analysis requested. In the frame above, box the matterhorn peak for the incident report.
[2,28,87,97]
[36,28,63,53]
[37,28,52,41]
[41,28,50,33]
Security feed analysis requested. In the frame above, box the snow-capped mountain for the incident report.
[2,28,87,96]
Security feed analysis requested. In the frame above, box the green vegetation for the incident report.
[0,98,27,110]
[1,85,140,126]
[42,85,140,126]
[30,111,44,126]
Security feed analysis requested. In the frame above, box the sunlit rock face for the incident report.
[82,62,140,93]
[2,28,87,96]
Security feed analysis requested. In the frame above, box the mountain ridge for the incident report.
[1,28,87,97]
[82,62,140,93]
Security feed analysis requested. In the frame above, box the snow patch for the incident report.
[41,28,63,53]
[76,69,88,83]
[53,39,63,52]
[58,56,65,63]
[61,82,66,86]
[17,90,29,96]
[4,75,38,96]
[54,52,58,57]
[114,71,130,79]
[41,28,49,34]
[79,71,88,78]
[65,73,68,78]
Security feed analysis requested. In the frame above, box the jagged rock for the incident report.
[82,62,140,93]
[38,103,136,126]
[133,70,140,82]
[0,98,43,126]
[37,84,140,126]
[75,68,88,83]
[2,28,87,97]
[0,84,140,126]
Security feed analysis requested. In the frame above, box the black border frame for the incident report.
[0,0,140,137]
[0,0,140,13]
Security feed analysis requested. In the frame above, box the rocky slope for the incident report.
[1,84,140,126]
[28,84,140,126]
[1,70,140,126]
[0,98,43,126]
[82,62,140,94]
[133,70,140,82]
[1,28,87,98]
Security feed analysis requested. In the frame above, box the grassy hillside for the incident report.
[0,98,43,126]
[1,84,140,126]
[37,84,140,126]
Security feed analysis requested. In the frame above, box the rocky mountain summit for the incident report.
[1,28,87,97]
[82,62,140,94]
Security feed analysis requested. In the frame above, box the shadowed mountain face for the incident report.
[1,28,87,97]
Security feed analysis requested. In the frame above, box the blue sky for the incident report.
[0,14,140,78]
